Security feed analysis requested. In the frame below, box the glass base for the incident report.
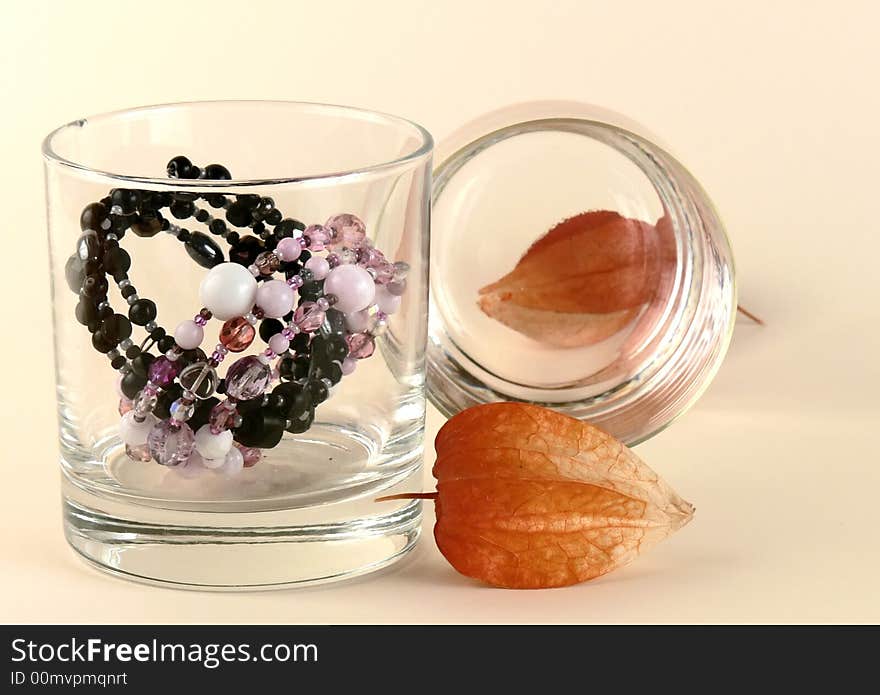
[61,470,422,590]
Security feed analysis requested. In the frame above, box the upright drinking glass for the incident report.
[43,101,432,588]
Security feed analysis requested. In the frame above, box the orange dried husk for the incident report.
[477,211,675,348]
[432,403,694,589]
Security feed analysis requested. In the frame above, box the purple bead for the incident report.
[275,237,302,262]
[209,400,240,434]
[304,224,332,251]
[225,356,272,400]
[345,333,375,359]
[325,213,367,249]
[147,419,195,467]
[305,255,330,280]
[148,356,179,386]
[256,279,295,319]
[286,275,304,289]
[293,301,326,333]
[341,357,358,375]
[326,253,341,268]
[269,333,290,354]
[323,264,376,314]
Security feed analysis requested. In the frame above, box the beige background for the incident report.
[1,0,878,623]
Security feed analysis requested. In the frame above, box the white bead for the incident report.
[218,447,244,476]
[176,452,207,478]
[174,320,204,350]
[344,308,371,333]
[194,424,234,460]
[199,262,258,320]
[323,264,376,314]
[119,411,158,446]
[201,455,226,470]
[374,286,402,315]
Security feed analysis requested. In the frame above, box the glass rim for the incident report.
[41,99,434,187]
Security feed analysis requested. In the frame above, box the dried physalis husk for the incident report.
[477,211,671,348]
[382,403,694,589]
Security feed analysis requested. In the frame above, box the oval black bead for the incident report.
[259,318,283,343]
[130,353,155,377]
[65,254,85,293]
[273,382,311,417]
[80,202,108,232]
[128,298,157,326]
[235,407,286,449]
[286,407,314,434]
[130,212,163,237]
[76,230,102,262]
[184,232,224,269]
[121,370,148,399]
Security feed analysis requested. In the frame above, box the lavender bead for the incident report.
[374,285,402,315]
[275,237,302,262]
[268,333,290,354]
[225,356,272,400]
[325,213,367,249]
[218,447,245,476]
[148,356,179,386]
[147,419,195,467]
[305,255,330,280]
[341,357,358,375]
[174,320,204,350]
[323,264,375,314]
[256,279,295,318]
[304,224,332,251]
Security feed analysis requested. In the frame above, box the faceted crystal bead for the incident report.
[234,442,262,468]
[178,362,219,399]
[303,224,332,251]
[147,356,179,386]
[294,302,326,333]
[325,213,367,249]
[132,388,158,418]
[209,400,241,434]
[254,251,281,275]
[169,398,195,422]
[147,419,195,467]
[118,397,133,416]
[345,332,376,359]
[224,356,272,400]
[392,261,410,281]
[219,316,256,352]
[125,442,152,462]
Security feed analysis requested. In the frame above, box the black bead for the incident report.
[185,232,224,268]
[278,357,295,381]
[103,247,131,274]
[83,258,101,275]
[154,383,183,419]
[259,318,284,343]
[252,221,266,237]
[204,163,231,180]
[65,254,85,293]
[165,154,192,179]
[75,299,98,326]
[120,370,148,399]
[216,378,226,395]
[206,194,227,208]
[265,208,283,226]
[170,200,195,219]
[177,229,191,243]
[273,382,311,417]
[275,219,305,237]
[225,231,240,245]
[313,334,348,363]
[125,345,141,359]
[208,219,227,236]
[121,285,137,299]
[100,314,132,342]
[291,332,311,353]
[81,275,108,299]
[228,235,263,266]
[188,397,220,432]
[298,281,323,302]
[298,249,311,263]
[80,202,108,232]
[110,355,126,370]
[76,230,102,262]
[98,304,113,319]
[292,355,312,380]
[149,327,166,341]
[234,407,286,448]
[323,308,346,336]
[195,209,210,223]
[128,298,157,326]
[172,191,198,202]
[91,331,115,353]
[157,336,175,353]
[130,353,155,377]
[308,379,329,404]
[323,362,343,385]
[110,188,141,215]
[130,212,163,237]
[179,348,207,368]
[225,201,252,228]
[286,407,314,434]
[266,393,287,411]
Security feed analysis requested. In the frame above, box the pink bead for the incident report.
[219,316,256,352]
[344,308,371,333]
[148,356,179,386]
[147,420,194,467]
[305,256,330,280]
[174,320,204,350]
[118,397,133,416]
[323,264,375,314]
[209,400,240,434]
[269,334,290,354]
[275,237,302,262]
[341,357,358,375]
[345,332,375,359]
[294,301,326,333]
[374,285,402,315]
[304,224,332,251]
[325,213,367,249]
[235,442,262,468]
[286,275,304,289]
[256,279,295,318]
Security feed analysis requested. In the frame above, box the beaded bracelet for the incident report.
[64,157,408,477]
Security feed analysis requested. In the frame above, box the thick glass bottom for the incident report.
[61,470,422,590]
